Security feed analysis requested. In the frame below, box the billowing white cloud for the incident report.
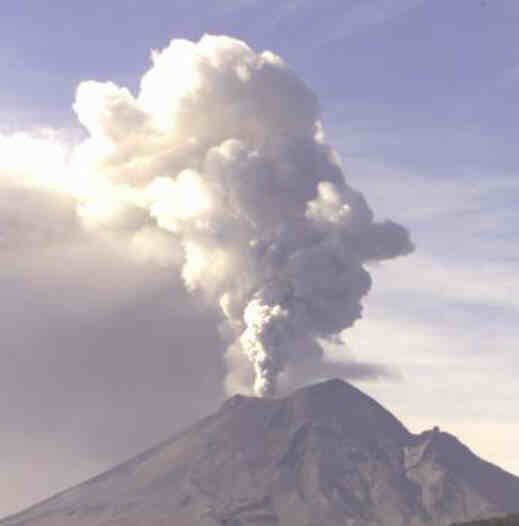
[0,34,412,396]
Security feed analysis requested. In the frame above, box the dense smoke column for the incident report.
[0,35,413,396]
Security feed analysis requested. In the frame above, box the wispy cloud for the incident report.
[313,0,428,48]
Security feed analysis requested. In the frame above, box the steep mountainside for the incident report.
[2,379,519,526]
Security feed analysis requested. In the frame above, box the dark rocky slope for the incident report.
[2,379,519,526]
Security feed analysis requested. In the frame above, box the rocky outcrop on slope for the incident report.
[452,514,519,526]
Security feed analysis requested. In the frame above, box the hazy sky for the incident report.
[1,0,518,518]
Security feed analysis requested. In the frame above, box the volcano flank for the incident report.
[2,379,518,526]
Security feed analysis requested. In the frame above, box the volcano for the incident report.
[2,379,518,526]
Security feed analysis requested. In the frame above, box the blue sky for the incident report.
[1,0,518,517]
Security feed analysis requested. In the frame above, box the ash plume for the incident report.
[0,35,413,396]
